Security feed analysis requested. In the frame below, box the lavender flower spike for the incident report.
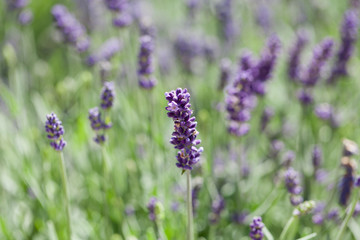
[138,35,157,89]
[284,167,303,206]
[250,216,264,240]
[301,38,334,86]
[45,113,67,151]
[51,4,90,52]
[87,38,122,66]
[100,81,115,110]
[165,88,203,171]
[328,10,359,84]
[209,196,225,224]
[288,30,308,81]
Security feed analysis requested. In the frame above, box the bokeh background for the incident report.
[1,0,360,239]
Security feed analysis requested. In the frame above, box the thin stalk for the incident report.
[186,170,194,240]
[101,146,111,238]
[335,188,360,240]
[279,216,296,240]
[59,152,71,240]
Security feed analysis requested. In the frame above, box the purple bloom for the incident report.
[315,103,333,120]
[312,145,322,170]
[8,0,28,10]
[260,107,274,131]
[51,4,90,52]
[174,32,203,73]
[138,35,157,89]
[86,38,122,66]
[18,9,33,25]
[113,12,133,28]
[100,81,115,110]
[312,213,324,225]
[285,167,303,206]
[288,30,308,81]
[88,107,110,144]
[282,150,295,168]
[218,58,232,90]
[339,156,357,206]
[249,216,264,240]
[328,10,359,84]
[104,0,128,12]
[297,89,313,106]
[231,211,248,225]
[165,88,203,171]
[215,0,236,43]
[147,197,158,221]
[186,0,200,20]
[209,196,225,224]
[45,113,67,151]
[327,208,340,223]
[301,38,334,86]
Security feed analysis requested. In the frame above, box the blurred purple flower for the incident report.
[284,167,303,206]
[138,35,157,89]
[215,0,236,43]
[18,9,33,25]
[45,113,67,151]
[260,106,274,131]
[218,58,232,90]
[288,30,308,81]
[209,196,225,224]
[87,38,122,66]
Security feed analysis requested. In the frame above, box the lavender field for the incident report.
[2,0,360,239]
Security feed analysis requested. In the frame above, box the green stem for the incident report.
[279,216,296,240]
[335,188,360,240]
[59,152,72,240]
[186,170,194,240]
[101,146,111,238]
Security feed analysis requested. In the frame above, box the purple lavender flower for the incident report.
[45,113,67,151]
[100,81,115,110]
[269,140,284,158]
[86,38,122,66]
[285,167,303,206]
[165,88,203,171]
[255,5,272,33]
[353,202,360,217]
[327,208,340,223]
[209,196,225,224]
[288,30,308,81]
[186,0,200,20]
[312,213,324,225]
[174,32,203,73]
[147,197,158,221]
[7,0,28,10]
[231,211,248,224]
[138,35,157,89]
[18,9,33,25]
[239,50,256,71]
[312,145,322,170]
[314,103,340,127]
[339,156,357,206]
[282,150,295,168]
[260,107,274,131]
[297,89,313,105]
[215,0,236,43]
[328,10,359,84]
[249,216,264,240]
[225,70,257,136]
[104,0,128,12]
[51,4,90,52]
[301,38,334,86]
[218,58,232,90]
[88,107,108,144]
[113,12,133,28]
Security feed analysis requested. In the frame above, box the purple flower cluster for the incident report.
[165,88,203,171]
[315,103,339,127]
[209,196,225,224]
[284,167,303,206]
[7,0,28,10]
[260,107,274,131]
[87,38,122,66]
[312,145,322,171]
[328,10,359,84]
[225,70,257,136]
[51,4,90,52]
[18,9,33,25]
[138,35,157,89]
[249,216,264,240]
[89,82,115,144]
[215,0,236,43]
[45,113,67,151]
[147,197,158,221]
[103,0,133,28]
[288,30,308,81]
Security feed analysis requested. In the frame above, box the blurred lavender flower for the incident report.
[231,211,248,224]
[239,50,256,71]
[209,196,225,224]
[249,216,264,240]
[165,88,203,171]
[312,145,322,171]
[260,107,274,131]
[297,89,313,106]
[255,4,272,33]
[113,12,133,28]
[252,35,281,95]
[7,0,28,10]
[216,0,236,43]
[18,9,33,25]
[339,156,357,206]
[45,113,67,151]
[353,202,360,217]
[218,58,232,90]
[284,167,303,206]
[138,35,157,89]
[203,37,219,63]
[225,70,257,136]
[288,30,308,81]
[100,81,115,110]
[104,0,128,12]
[312,202,325,225]
[88,107,107,144]
[269,139,284,158]
[327,208,340,223]
[282,150,295,168]
[315,169,328,183]
[312,213,324,225]
[51,4,90,52]
[147,197,164,221]
[328,10,359,84]
[87,38,122,66]
[315,103,339,127]
[301,38,334,86]
[186,0,200,20]
[125,205,135,216]
[174,32,203,73]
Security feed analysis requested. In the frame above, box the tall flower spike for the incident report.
[45,113,67,151]
[250,216,264,240]
[284,167,303,206]
[218,58,232,90]
[288,30,308,81]
[138,35,157,89]
[328,10,359,84]
[51,4,90,52]
[165,88,203,171]
[101,81,115,110]
[215,0,236,43]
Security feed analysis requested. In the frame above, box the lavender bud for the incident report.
[215,0,236,43]
[297,89,313,106]
[353,202,360,217]
[327,208,340,223]
[282,150,295,168]
[113,12,133,28]
[339,156,357,206]
[249,216,264,240]
[165,88,203,171]
[147,197,164,222]
[293,200,315,216]
[18,9,33,25]
[218,58,232,90]
[312,145,322,170]
[260,107,274,131]
[231,211,248,225]
[312,213,324,225]
[209,196,225,224]
[45,113,67,151]
[138,35,157,89]
[328,10,359,84]
[285,167,303,206]
[100,81,115,110]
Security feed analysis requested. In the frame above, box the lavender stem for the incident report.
[279,215,298,240]
[101,146,111,237]
[335,188,360,240]
[59,152,72,240]
[187,170,194,240]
